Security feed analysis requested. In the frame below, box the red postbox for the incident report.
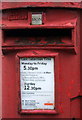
[1,2,81,119]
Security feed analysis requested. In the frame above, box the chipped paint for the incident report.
[1,2,80,118]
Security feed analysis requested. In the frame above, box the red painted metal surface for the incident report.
[1,2,82,10]
[80,9,82,119]
[1,2,81,119]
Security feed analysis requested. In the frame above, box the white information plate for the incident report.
[20,57,55,110]
[32,14,42,25]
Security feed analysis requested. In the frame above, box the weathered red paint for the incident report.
[1,2,81,119]
[1,2,82,10]
[80,9,82,119]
